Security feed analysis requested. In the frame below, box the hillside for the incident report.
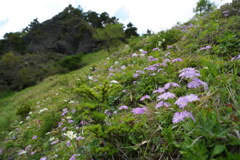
[0,5,138,91]
[0,1,240,160]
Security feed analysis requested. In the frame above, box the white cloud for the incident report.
[0,0,232,38]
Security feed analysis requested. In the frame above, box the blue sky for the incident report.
[0,0,232,38]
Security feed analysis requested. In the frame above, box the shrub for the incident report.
[16,103,31,119]
[58,53,83,70]
[38,111,61,137]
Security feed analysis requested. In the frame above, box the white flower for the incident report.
[139,49,143,52]
[114,61,119,65]
[69,101,75,104]
[46,132,52,135]
[66,116,72,119]
[106,57,110,60]
[29,112,33,115]
[139,53,145,57]
[110,80,119,84]
[49,137,55,141]
[39,108,48,113]
[88,76,94,80]
[19,121,23,124]
[64,131,77,140]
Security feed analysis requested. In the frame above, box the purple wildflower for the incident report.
[76,136,85,141]
[18,150,26,155]
[167,46,173,49]
[175,94,200,108]
[158,92,176,101]
[62,110,68,116]
[68,120,74,123]
[118,105,128,110]
[179,67,201,79]
[131,53,138,57]
[165,52,171,57]
[71,109,76,113]
[156,101,171,108]
[40,157,47,160]
[172,111,195,123]
[163,82,180,90]
[25,145,32,151]
[69,154,80,160]
[132,107,147,115]
[157,69,163,72]
[0,149,2,155]
[153,87,165,94]
[152,63,160,67]
[121,65,126,70]
[172,58,183,63]
[122,89,127,93]
[104,110,112,116]
[133,73,139,78]
[11,136,16,140]
[152,47,159,51]
[148,56,159,61]
[159,62,167,66]
[58,122,63,128]
[144,65,158,71]
[163,59,171,63]
[62,127,67,131]
[30,151,36,155]
[69,154,77,160]
[136,70,145,74]
[187,77,208,90]
[32,135,37,139]
[80,121,87,125]
[66,140,71,147]
[186,94,200,102]
[142,50,148,54]
[51,139,59,145]
[109,66,115,72]
[230,54,240,61]
[200,45,212,50]
[174,96,189,109]
[140,95,151,101]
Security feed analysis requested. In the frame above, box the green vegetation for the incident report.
[94,23,125,51]
[0,5,138,92]
[0,1,239,160]
[194,0,216,14]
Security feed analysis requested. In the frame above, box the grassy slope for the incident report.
[0,50,110,141]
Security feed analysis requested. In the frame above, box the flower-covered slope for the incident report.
[0,1,240,160]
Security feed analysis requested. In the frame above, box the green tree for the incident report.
[84,11,102,28]
[125,22,139,38]
[194,0,216,14]
[94,23,125,51]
